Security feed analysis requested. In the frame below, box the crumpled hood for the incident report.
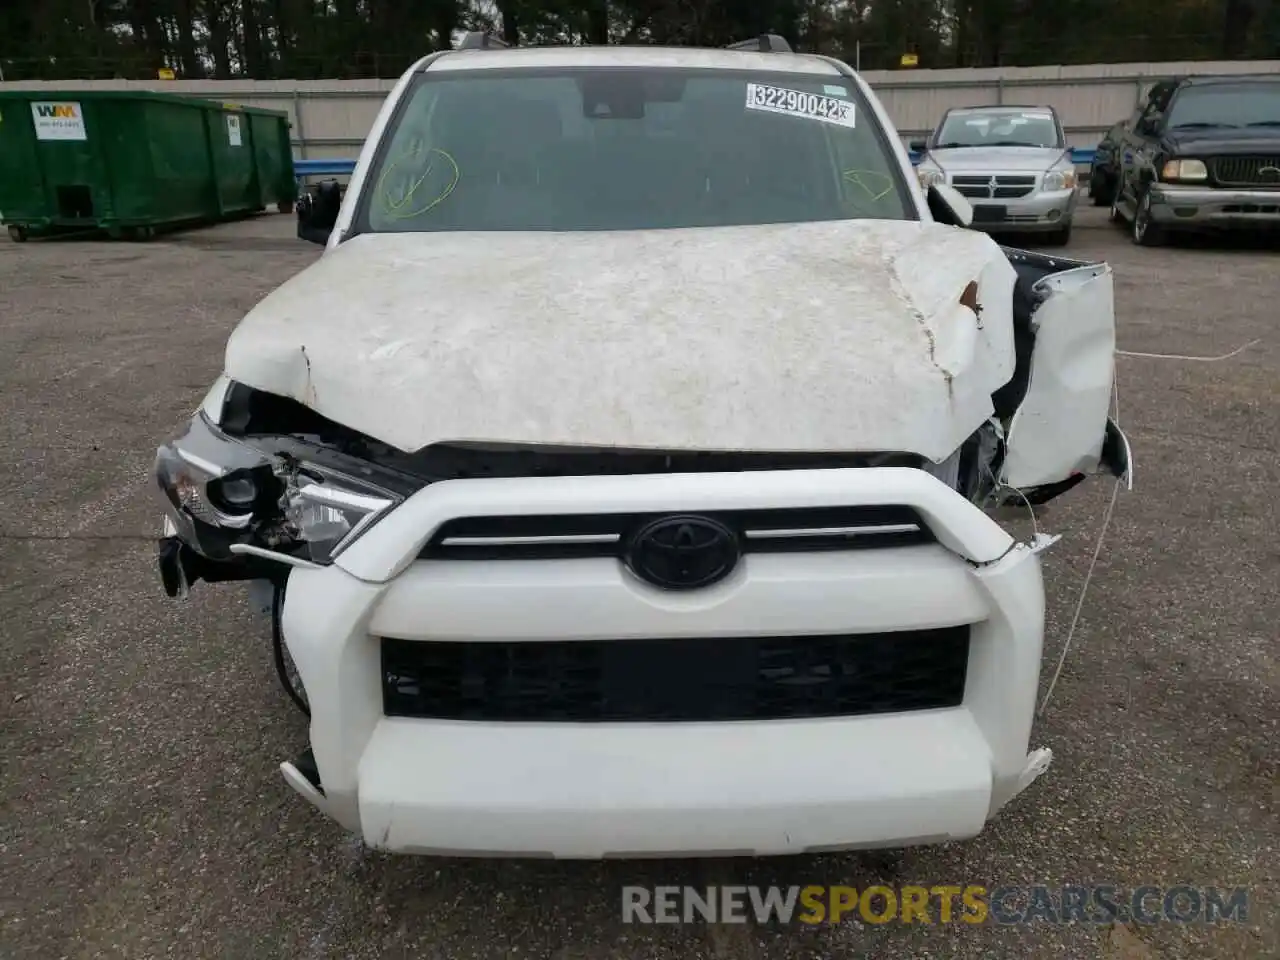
[224,220,1018,462]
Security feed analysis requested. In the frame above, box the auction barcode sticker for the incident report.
[745,83,855,128]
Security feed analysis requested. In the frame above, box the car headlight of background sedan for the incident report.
[1161,158,1208,182]
[916,166,946,188]
[155,412,401,565]
[1042,167,1078,191]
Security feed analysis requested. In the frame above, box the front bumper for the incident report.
[256,466,1052,859]
[968,188,1079,232]
[1150,184,1280,229]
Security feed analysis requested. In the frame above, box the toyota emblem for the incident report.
[624,515,740,590]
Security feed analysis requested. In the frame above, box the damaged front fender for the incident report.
[999,248,1134,498]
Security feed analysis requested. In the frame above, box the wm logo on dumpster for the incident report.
[35,105,79,119]
[31,101,87,140]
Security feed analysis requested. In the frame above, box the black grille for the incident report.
[420,505,933,561]
[381,628,970,722]
[952,174,1037,199]
[1222,202,1280,214]
[1210,156,1280,188]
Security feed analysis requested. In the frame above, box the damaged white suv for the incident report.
[155,34,1132,858]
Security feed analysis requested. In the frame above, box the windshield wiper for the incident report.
[1245,120,1280,127]
[986,141,1048,147]
[935,142,977,149]
[1171,121,1236,129]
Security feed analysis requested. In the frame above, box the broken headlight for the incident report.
[922,446,963,491]
[155,414,281,558]
[273,463,398,564]
[920,420,1006,505]
[155,412,400,565]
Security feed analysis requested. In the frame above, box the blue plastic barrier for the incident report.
[294,158,357,178]
[293,148,1098,185]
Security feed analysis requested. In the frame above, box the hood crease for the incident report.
[224,220,1018,462]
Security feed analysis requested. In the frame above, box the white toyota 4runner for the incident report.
[155,34,1132,858]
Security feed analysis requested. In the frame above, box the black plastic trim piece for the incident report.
[157,536,284,595]
[273,580,311,718]
[294,748,324,794]
[457,31,509,50]
[381,626,970,722]
[1008,473,1086,506]
[726,34,793,53]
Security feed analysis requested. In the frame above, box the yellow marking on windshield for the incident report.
[842,169,895,202]
[377,146,460,219]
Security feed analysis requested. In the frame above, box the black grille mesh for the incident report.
[381,627,969,722]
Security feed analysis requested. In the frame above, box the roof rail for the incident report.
[726,34,793,53]
[457,31,509,50]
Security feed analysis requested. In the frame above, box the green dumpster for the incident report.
[0,90,296,241]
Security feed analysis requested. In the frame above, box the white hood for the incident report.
[224,220,1018,462]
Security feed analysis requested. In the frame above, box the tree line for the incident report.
[2,0,1277,81]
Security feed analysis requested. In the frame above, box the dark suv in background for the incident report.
[1106,75,1280,245]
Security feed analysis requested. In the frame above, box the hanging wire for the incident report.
[1036,332,1261,715]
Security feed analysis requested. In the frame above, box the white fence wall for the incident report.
[4,59,1277,161]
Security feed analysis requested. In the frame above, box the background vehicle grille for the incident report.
[420,505,932,560]
[381,627,970,722]
[951,174,1037,199]
[1210,156,1280,187]
[1221,202,1280,214]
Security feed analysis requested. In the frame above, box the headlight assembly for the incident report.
[1042,168,1077,191]
[917,166,946,189]
[279,466,398,564]
[922,446,963,491]
[155,415,280,555]
[1161,158,1207,182]
[155,411,401,566]
[922,420,1006,505]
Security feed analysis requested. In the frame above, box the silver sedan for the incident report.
[913,106,1080,245]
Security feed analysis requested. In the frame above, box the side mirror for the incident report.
[927,183,973,228]
[909,139,928,154]
[297,179,342,245]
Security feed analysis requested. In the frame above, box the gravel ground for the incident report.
[1,206,1276,960]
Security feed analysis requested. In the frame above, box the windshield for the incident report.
[356,67,914,234]
[934,109,1062,149]
[1167,83,1280,128]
